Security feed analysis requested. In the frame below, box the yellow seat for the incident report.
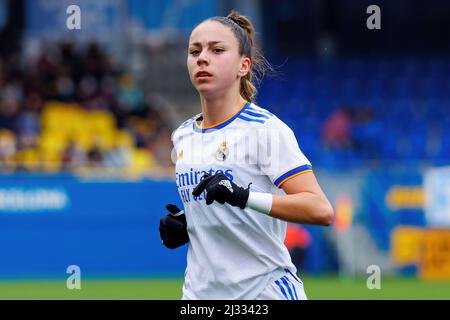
[16,148,41,171]
[38,132,68,154]
[116,130,134,148]
[88,111,116,132]
[42,102,87,134]
[126,149,155,176]
[40,148,62,172]
[38,101,151,175]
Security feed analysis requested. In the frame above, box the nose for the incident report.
[197,50,209,66]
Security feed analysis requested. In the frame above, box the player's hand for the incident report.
[159,204,189,249]
[192,173,251,209]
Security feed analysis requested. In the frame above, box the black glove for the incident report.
[159,204,189,249]
[192,173,251,209]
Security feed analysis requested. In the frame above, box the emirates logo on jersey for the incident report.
[215,141,229,161]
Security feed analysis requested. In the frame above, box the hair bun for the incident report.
[226,11,253,37]
[227,16,244,29]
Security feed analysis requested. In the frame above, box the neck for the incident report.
[199,90,247,128]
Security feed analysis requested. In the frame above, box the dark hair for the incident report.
[208,11,272,102]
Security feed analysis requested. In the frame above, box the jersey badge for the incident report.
[215,141,229,161]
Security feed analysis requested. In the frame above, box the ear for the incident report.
[238,56,251,78]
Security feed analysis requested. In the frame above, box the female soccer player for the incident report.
[159,11,334,300]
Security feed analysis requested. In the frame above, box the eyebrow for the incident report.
[189,41,224,47]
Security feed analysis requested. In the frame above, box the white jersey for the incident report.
[172,101,312,300]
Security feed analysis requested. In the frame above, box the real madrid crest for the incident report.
[215,140,229,161]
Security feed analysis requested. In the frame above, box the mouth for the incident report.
[195,70,213,79]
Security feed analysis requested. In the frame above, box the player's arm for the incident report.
[270,171,334,226]
[192,172,334,226]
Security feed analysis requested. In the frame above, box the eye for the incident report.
[213,48,224,54]
[189,49,200,56]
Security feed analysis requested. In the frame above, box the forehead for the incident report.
[189,20,237,46]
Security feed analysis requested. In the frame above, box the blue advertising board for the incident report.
[0,174,187,279]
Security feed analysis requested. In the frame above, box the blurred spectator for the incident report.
[0,129,16,171]
[0,85,21,132]
[0,41,174,176]
[321,107,353,149]
[61,140,85,171]
[118,73,145,115]
[15,92,41,149]
[285,224,312,272]
[87,141,104,167]
[105,143,132,169]
[351,108,383,161]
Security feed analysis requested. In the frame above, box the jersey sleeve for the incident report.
[171,115,195,162]
[257,117,312,188]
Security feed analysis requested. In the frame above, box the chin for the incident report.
[196,84,217,96]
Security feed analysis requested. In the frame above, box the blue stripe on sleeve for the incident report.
[241,110,270,119]
[285,268,303,284]
[248,106,273,117]
[193,101,250,133]
[274,164,313,187]
[237,115,266,124]
[180,118,194,128]
[274,280,288,299]
[285,277,299,300]
[281,276,295,300]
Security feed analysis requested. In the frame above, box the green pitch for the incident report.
[0,276,449,300]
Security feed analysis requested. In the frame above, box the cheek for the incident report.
[227,66,242,83]
[218,55,240,79]
[224,66,239,81]
[187,57,194,72]
[187,58,197,80]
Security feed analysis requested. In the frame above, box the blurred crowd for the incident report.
[2,42,448,176]
[260,58,450,169]
[321,107,382,161]
[0,42,174,176]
